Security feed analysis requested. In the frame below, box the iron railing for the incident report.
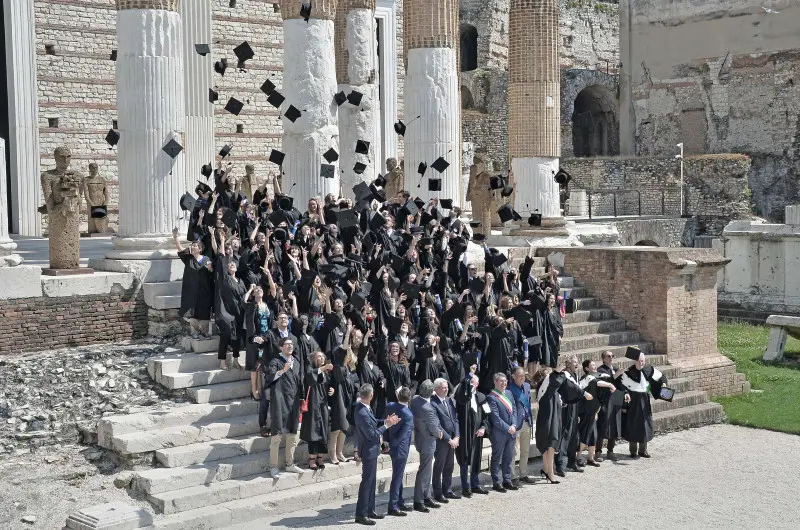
[585,188,682,219]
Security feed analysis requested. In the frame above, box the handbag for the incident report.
[299,386,311,413]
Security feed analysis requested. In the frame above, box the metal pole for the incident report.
[677,143,684,216]
[613,192,617,217]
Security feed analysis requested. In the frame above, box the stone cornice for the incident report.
[281,0,338,21]
[116,0,180,11]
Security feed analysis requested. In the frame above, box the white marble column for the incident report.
[335,0,381,192]
[460,141,474,216]
[281,1,339,207]
[3,0,41,236]
[404,0,460,204]
[0,139,22,266]
[180,0,214,191]
[113,0,185,252]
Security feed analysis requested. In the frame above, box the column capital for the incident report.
[404,0,458,51]
[116,0,180,11]
[282,0,338,21]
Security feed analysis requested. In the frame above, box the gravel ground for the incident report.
[232,424,800,530]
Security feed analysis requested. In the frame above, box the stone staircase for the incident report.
[97,258,725,528]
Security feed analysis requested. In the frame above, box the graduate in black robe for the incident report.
[263,341,303,443]
[478,318,516,393]
[376,334,412,403]
[174,234,214,338]
[412,334,449,390]
[578,359,619,466]
[540,293,564,368]
[355,328,387,419]
[556,365,584,474]
[620,349,668,458]
[596,352,625,460]
[291,314,320,392]
[214,255,247,370]
[300,353,333,470]
[454,370,491,494]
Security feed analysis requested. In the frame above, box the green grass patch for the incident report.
[715,322,800,435]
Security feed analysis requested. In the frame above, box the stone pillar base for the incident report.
[89,257,184,284]
[148,307,186,338]
[42,268,96,276]
[670,354,750,397]
[0,239,23,267]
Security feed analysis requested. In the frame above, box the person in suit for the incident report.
[454,367,491,496]
[430,378,461,503]
[486,372,519,492]
[509,367,536,484]
[409,379,444,512]
[383,387,414,516]
[354,383,401,526]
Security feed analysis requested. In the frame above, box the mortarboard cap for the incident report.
[260,79,276,95]
[196,181,213,195]
[440,199,453,210]
[625,346,643,362]
[335,208,358,229]
[110,49,117,61]
[351,291,367,311]
[214,58,228,76]
[384,314,403,336]
[267,91,285,108]
[393,120,406,136]
[209,88,219,103]
[369,212,387,231]
[201,163,213,178]
[323,147,339,163]
[369,183,386,202]
[355,139,370,155]
[470,277,486,295]
[501,185,514,198]
[400,282,422,299]
[428,178,442,192]
[195,44,211,56]
[414,198,426,209]
[469,220,481,228]
[321,164,336,179]
[269,149,285,166]
[472,233,487,242]
[353,162,367,175]
[224,97,244,116]
[180,193,196,212]
[374,174,387,187]
[91,205,108,219]
[219,144,232,158]
[284,105,302,123]
[497,203,521,223]
[417,162,428,176]
[320,263,349,281]
[399,200,419,219]
[233,41,254,64]
[269,209,291,226]
[528,212,542,226]
[105,129,120,147]
[353,182,371,202]
[221,208,238,229]
[162,138,183,159]
[490,175,506,190]
[300,2,312,21]
[348,90,364,106]
[431,156,450,173]
[278,195,294,210]
[417,237,433,248]
[334,91,347,106]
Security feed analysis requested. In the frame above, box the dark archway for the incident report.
[460,24,478,72]
[635,240,659,247]
[572,85,619,157]
[461,86,474,110]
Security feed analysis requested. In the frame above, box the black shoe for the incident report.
[539,469,560,484]
[554,469,566,477]
[355,517,376,526]
[387,509,407,517]
[607,451,619,462]
[568,464,584,473]
[461,489,473,498]
[576,459,586,467]
[492,483,507,493]
[594,456,605,463]
[444,492,461,500]
[398,503,413,512]
[413,503,429,513]
[503,482,519,491]
[424,499,441,509]
[520,476,537,484]
[367,512,385,520]
[629,452,640,459]
[587,459,601,467]
[638,452,651,458]
[433,495,449,504]
[471,486,489,495]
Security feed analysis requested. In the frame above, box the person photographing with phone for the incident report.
[264,337,305,478]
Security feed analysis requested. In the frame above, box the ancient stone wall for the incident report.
[620,0,800,222]
[561,154,753,236]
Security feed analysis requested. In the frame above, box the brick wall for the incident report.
[0,289,148,355]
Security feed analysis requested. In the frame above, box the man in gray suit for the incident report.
[409,379,443,513]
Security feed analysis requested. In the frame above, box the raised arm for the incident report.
[172,227,184,252]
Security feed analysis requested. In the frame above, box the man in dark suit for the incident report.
[383,388,414,516]
[430,378,461,503]
[486,372,519,492]
[354,383,401,526]
[409,379,443,513]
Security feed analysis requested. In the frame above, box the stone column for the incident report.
[461,141,474,216]
[335,0,381,193]
[3,0,41,236]
[618,0,636,156]
[113,0,185,252]
[180,0,214,192]
[404,0,460,204]
[0,139,22,266]
[281,1,340,206]
[508,0,562,221]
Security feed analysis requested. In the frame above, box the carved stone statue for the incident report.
[41,147,84,269]
[84,163,109,234]
[239,164,255,203]
[385,157,405,199]
[466,154,493,237]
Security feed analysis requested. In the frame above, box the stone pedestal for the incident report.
[0,139,23,267]
[281,1,340,207]
[65,501,153,530]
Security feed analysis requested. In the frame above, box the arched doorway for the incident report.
[460,24,478,72]
[572,85,618,157]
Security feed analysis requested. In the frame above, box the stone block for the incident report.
[763,325,788,362]
[786,205,800,225]
[90,258,184,283]
[40,272,135,298]
[65,502,153,530]
[0,265,43,299]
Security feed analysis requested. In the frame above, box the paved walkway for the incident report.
[230,425,800,530]
[11,236,112,268]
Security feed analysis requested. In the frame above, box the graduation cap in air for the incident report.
[320,263,350,282]
[472,232,487,243]
[335,208,359,229]
[413,197,426,210]
[201,163,213,179]
[221,208,238,230]
[351,290,367,311]
[501,184,514,197]
[417,162,428,177]
[369,212,387,231]
[179,193,196,212]
[353,182,372,203]
[399,200,419,219]
[267,91,286,108]
[91,206,108,219]
[105,129,120,148]
[440,199,453,210]
[497,203,521,223]
[554,168,572,185]
[490,175,506,190]
[219,144,232,158]
[369,183,386,202]
[334,91,347,106]
[400,282,422,300]
[353,162,367,175]
[277,195,294,211]
[625,346,643,362]
[374,174,387,187]
[431,156,450,174]
[321,164,336,179]
[323,148,339,163]
[110,49,117,62]
[355,139,370,155]
[162,137,183,159]
[269,208,291,226]
[269,149,285,166]
[214,58,228,76]
[261,79,277,95]
[469,277,486,296]
[384,314,404,337]
[528,211,542,226]
[195,44,211,56]
[348,90,364,106]
[224,97,244,116]
[196,181,213,195]
[428,178,442,192]
[233,41,255,67]
[393,115,420,137]
[209,88,219,103]
[284,105,302,123]
[300,2,312,21]
[492,252,510,274]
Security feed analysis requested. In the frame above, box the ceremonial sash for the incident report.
[490,390,513,414]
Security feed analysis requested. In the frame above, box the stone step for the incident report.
[563,342,654,360]
[560,330,642,351]
[559,276,575,288]
[562,319,628,338]
[568,297,598,310]
[151,294,182,310]
[97,400,258,448]
[148,352,221,380]
[188,380,252,404]
[650,390,708,414]
[652,402,724,432]
[143,281,183,307]
[558,286,587,298]
[181,336,220,354]
[155,433,270,468]
[159,367,251,390]
[665,377,696,393]
[562,307,613,324]
[107,414,260,456]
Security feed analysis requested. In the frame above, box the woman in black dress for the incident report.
[300,351,334,470]
[578,359,618,466]
[329,343,360,464]
[244,284,271,400]
[215,256,247,370]
[172,228,214,339]
[376,335,412,402]
[540,293,564,368]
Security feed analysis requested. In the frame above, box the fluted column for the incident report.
[404,0,460,204]
[4,0,41,236]
[335,0,381,193]
[113,0,185,252]
[180,0,214,191]
[281,1,340,206]
[509,0,561,220]
[0,139,22,266]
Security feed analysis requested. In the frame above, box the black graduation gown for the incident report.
[315,312,347,355]
[534,371,585,453]
[376,336,412,403]
[330,349,360,433]
[442,351,463,390]
[578,374,610,446]
[178,249,214,320]
[215,269,247,341]
[596,363,623,443]
[263,355,303,434]
[356,344,386,418]
[558,371,583,457]
[412,345,448,389]
[540,308,564,368]
[621,365,667,443]
[453,379,490,468]
[479,326,515,392]
[299,369,330,444]
[293,332,319,391]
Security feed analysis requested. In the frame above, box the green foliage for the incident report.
[593,2,615,14]
[715,322,800,435]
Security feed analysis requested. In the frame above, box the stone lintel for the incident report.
[282,0,338,21]
[116,0,180,10]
